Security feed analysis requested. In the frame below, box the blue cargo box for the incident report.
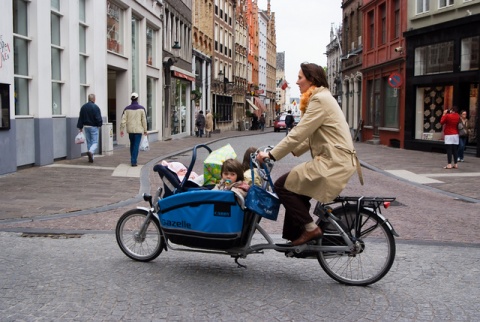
[158,190,246,249]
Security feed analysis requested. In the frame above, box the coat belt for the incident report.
[334,144,364,185]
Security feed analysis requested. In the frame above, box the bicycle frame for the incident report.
[117,144,398,285]
[138,190,397,261]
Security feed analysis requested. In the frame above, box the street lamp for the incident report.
[218,70,234,94]
[172,41,181,60]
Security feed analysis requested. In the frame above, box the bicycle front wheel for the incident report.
[116,209,164,262]
[317,205,395,286]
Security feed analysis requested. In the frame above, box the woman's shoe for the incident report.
[291,227,323,246]
[443,165,452,169]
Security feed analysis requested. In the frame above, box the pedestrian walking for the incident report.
[285,110,294,135]
[259,114,266,131]
[120,92,148,167]
[205,110,214,137]
[195,110,206,137]
[251,114,259,130]
[77,93,103,163]
[440,106,460,169]
[457,110,470,162]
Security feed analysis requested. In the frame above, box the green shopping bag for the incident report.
[203,144,237,185]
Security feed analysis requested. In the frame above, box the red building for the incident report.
[361,0,407,148]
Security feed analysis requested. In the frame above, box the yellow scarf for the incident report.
[299,86,317,115]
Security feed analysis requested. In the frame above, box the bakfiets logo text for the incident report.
[214,204,231,217]
[161,219,192,229]
[214,210,230,217]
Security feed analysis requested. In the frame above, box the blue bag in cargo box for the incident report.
[157,190,246,249]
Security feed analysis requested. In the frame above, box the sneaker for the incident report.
[460,159,464,162]
[87,152,93,163]
[457,158,461,162]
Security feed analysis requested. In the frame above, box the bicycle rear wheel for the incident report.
[116,209,164,262]
[317,205,395,286]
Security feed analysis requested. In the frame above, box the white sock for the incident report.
[305,222,317,232]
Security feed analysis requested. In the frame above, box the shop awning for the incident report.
[170,66,196,82]
[246,99,259,110]
[254,97,267,111]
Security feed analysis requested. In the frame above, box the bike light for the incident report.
[383,202,391,209]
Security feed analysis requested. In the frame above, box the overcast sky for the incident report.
[257,0,343,98]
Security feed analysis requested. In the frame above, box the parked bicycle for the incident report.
[116,145,398,286]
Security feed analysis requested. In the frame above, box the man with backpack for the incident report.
[285,110,295,135]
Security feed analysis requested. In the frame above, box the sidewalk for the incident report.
[1,128,479,224]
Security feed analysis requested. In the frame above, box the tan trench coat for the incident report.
[270,87,362,203]
[205,112,214,133]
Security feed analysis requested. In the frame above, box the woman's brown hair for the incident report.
[300,62,329,88]
[242,147,258,171]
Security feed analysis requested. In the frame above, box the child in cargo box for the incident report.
[242,146,262,187]
[214,158,250,207]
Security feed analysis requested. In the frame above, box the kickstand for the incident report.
[234,257,247,269]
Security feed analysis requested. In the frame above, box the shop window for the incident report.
[131,16,140,93]
[383,78,399,128]
[467,84,478,144]
[52,82,62,115]
[146,26,155,66]
[415,85,453,140]
[13,0,30,116]
[14,78,29,116]
[0,84,10,130]
[51,46,62,115]
[366,78,399,129]
[107,1,123,54]
[79,0,88,104]
[461,36,479,71]
[414,41,454,76]
[51,4,63,115]
[146,77,156,131]
[171,79,188,135]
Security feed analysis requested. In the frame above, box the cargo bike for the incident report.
[116,145,398,286]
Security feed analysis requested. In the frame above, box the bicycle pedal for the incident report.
[285,251,295,258]
[285,250,317,259]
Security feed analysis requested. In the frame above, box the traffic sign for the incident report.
[388,72,403,88]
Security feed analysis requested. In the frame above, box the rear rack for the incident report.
[332,196,396,207]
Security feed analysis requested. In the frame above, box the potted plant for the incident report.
[191,89,202,102]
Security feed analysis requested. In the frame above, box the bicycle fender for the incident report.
[375,212,399,237]
[134,207,161,225]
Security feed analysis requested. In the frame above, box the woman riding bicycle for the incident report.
[257,62,363,246]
